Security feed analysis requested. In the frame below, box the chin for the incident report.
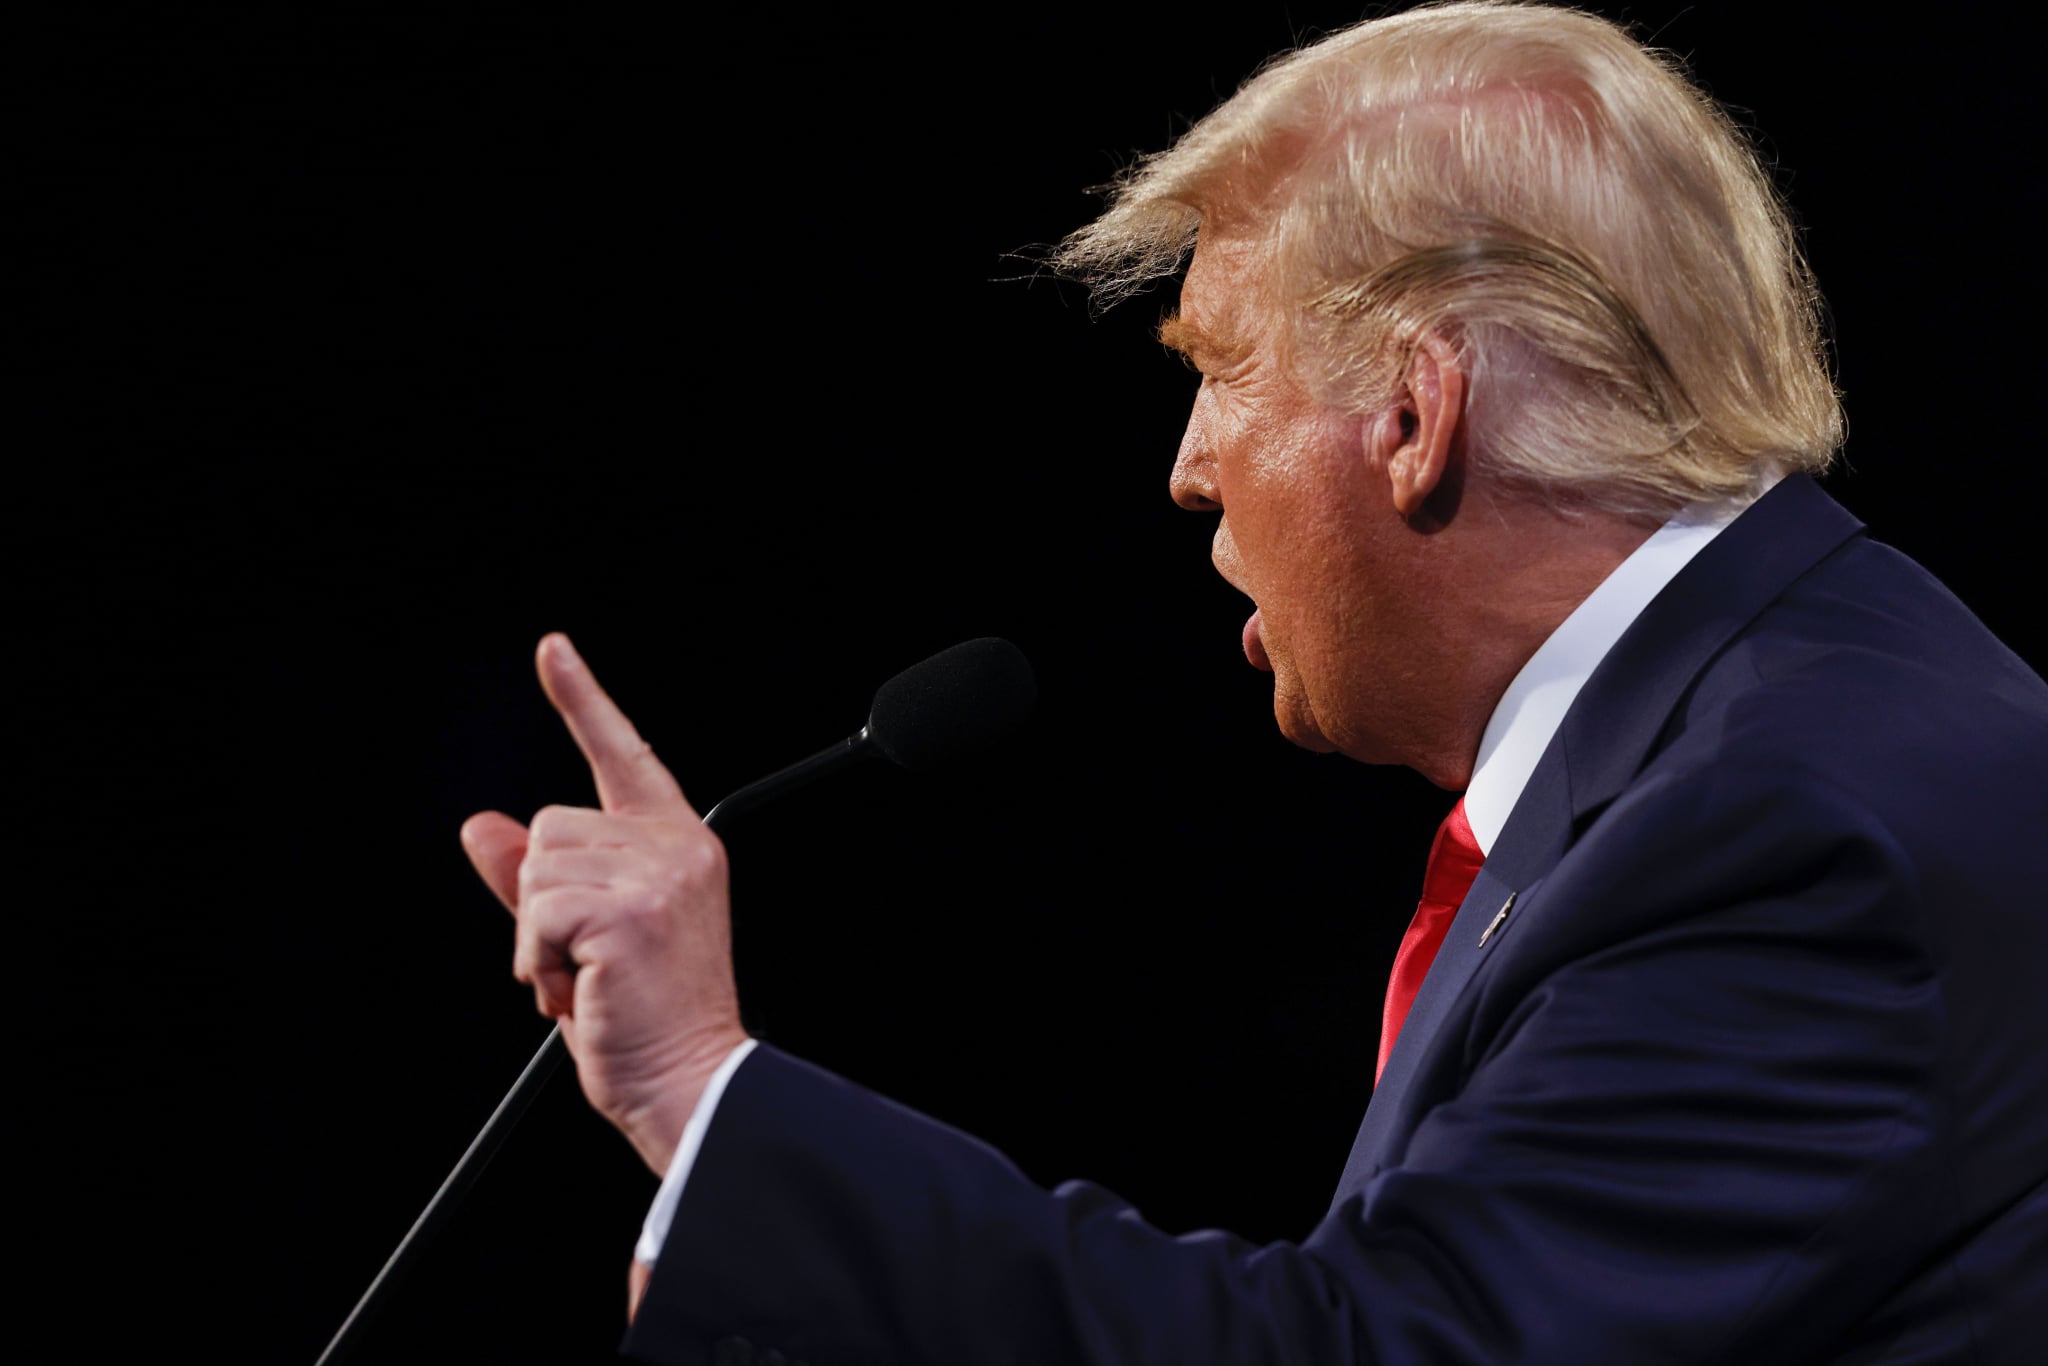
[1288,729,1341,755]
[1273,690,1340,753]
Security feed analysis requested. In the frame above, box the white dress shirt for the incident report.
[635,479,1773,1267]
[633,1036,758,1265]
[1463,479,1774,854]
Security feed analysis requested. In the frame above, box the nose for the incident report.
[1170,387,1221,512]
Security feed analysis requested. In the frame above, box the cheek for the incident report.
[1222,475,1342,610]
[1214,393,1367,624]
[1215,443,1309,569]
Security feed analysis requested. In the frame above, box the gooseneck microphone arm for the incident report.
[316,638,1035,1366]
[694,723,882,826]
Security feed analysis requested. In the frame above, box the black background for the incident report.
[19,4,2042,1361]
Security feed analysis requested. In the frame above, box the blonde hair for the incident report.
[1052,1,1842,519]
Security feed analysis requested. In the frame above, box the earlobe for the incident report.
[1385,334,1466,523]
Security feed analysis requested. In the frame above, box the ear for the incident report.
[1378,332,1467,520]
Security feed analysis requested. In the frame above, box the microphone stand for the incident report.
[315,727,882,1365]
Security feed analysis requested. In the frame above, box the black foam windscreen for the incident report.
[866,637,1037,774]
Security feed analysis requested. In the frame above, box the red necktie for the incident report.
[1376,797,1485,1083]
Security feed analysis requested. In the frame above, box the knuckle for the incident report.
[619,887,669,928]
[518,888,561,940]
[656,824,725,877]
[682,835,728,884]
[518,849,568,894]
[654,858,706,905]
[529,805,582,842]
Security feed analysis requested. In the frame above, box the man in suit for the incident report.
[460,3,2047,1359]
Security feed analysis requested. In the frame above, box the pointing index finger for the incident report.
[537,633,692,815]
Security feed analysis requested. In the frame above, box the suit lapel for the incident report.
[1336,744,1575,1192]
[1554,474,1863,823]
[1334,474,1866,1200]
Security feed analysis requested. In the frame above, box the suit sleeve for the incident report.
[621,765,1944,1365]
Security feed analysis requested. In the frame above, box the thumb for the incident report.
[460,811,529,913]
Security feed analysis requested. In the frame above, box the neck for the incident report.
[1392,492,1658,790]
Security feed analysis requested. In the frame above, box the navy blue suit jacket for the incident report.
[624,475,2048,1364]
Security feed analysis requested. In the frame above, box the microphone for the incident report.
[702,636,1036,824]
[317,638,1036,1365]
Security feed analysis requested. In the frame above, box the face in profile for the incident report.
[1166,230,1433,767]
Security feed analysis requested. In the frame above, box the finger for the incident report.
[460,811,529,913]
[534,973,574,1020]
[528,803,638,851]
[516,924,579,1019]
[514,886,602,1015]
[536,634,691,816]
[518,847,626,897]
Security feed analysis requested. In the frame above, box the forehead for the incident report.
[1174,230,1270,356]
[1181,230,1265,316]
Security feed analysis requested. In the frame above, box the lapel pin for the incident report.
[1478,891,1516,948]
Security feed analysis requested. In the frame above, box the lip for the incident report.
[1209,529,1267,669]
[1243,607,1272,671]
[1210,525,1246,593]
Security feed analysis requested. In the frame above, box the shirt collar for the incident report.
[1461,476,1779,855]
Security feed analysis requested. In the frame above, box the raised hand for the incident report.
[460,633,748,1175]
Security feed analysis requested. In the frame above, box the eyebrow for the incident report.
[1158,310,1248,368]
[1157,311,1204,358]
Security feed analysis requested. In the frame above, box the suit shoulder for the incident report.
[1660,534,2048,823]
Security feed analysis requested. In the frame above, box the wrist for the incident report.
[617,1026,751,1175]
